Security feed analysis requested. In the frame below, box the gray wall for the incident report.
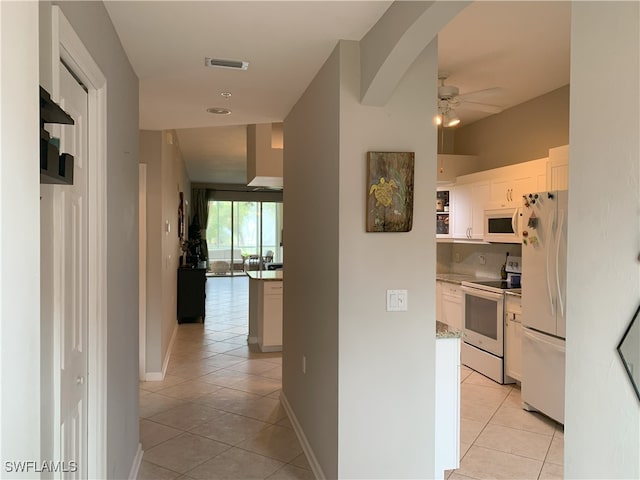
[140,131,163,372]
[140,131,191,374]
[565,2,639,477]
[454,85,570,171]
[283,42,341,478]
[283,37,438,478]
[43,2,141,478]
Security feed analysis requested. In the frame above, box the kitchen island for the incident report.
[247,270,283,352]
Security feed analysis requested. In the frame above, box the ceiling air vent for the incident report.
[204,57,249,70]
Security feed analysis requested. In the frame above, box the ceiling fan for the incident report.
[437,72,505,127]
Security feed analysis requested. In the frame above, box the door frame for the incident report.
[51,7,108,478]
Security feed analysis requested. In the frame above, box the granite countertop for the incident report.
[436,273,494,285]
[436,320,463,339]
[246,270,283,281]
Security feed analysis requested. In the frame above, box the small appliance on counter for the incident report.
[505,255,522,287]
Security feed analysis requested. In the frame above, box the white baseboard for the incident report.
[144,323,178,381]
[258,343,282,353]
[128,443,143,480]
[280,392,326,480]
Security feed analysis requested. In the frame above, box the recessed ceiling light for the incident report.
[207,107,232,115]
[220,92,232,98]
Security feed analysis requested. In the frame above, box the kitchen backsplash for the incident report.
[438,242,522,279]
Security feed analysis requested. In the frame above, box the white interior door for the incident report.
[56,63,89,478]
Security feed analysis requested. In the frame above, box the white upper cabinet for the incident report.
[452,181,490,240]
[546,144,569,191]
[489,159,548,207]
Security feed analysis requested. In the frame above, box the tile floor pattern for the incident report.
[449,367,564,480]
[139,275,564,480]
[138,275,312,480]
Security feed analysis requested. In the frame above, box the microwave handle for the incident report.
[511,207,520,238]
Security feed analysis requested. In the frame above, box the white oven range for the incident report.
[461,280,520,384]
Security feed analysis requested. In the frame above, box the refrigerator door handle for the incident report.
[555,209,565,318]
[545,212,555,316]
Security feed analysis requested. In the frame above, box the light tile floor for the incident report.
[449,367,564,480]
[139,275,564,480]
[138,275,312,480]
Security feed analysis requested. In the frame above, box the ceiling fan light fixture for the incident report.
[445,110,460,127]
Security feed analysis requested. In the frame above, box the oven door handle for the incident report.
[461,286,504,301]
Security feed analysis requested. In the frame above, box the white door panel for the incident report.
[57,63,89,479]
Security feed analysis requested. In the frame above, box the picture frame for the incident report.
[366,151,415,232]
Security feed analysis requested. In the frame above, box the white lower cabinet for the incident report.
[435,336,461,479]
[257,281,283,352]
[505,294,522,381]
[441,283,463,331]
[436,281,443,322]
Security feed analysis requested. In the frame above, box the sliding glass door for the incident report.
[206,200,282,275]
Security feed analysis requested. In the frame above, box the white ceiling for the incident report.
[105,1,571,184]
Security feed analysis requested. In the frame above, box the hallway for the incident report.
[138,276,311,479]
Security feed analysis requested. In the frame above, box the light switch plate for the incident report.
[386,289,408,312]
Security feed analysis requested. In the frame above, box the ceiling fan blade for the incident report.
[456,86,505,102]
[458,101,503,114]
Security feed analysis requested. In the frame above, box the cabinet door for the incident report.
[452,184,473,239]
[511,176,538,203]
[547,145,569,191]
[262,282,283,348]
[491,176,537,207]
[436,281,443,322]
[441,285,463,331]
[470,182,490,239]
[490,178,512,205]
[505,316,523,381]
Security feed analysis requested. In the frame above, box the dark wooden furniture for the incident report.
[177,267,206,323]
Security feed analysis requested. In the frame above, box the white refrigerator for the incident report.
[520,190,567,424]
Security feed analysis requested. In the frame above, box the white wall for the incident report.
[0,0,42,468]
[140,130,191,376]
[565,2,640,478]
[338,38,437,479]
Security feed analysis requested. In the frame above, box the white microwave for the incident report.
[483,204,522,243]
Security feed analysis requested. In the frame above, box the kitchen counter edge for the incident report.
[246,271,283,281]
[436,320,463,339]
